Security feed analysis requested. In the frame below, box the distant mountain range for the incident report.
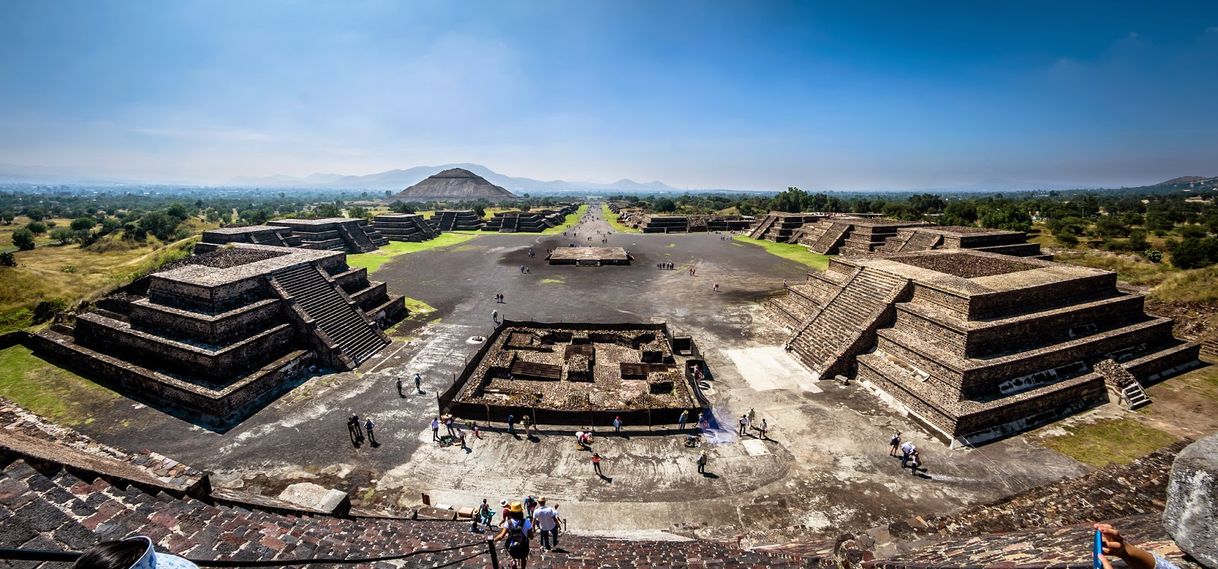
[229,163,689,194]
[0,161,1212,194]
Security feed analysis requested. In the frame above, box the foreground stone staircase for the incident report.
[272,265,386,367]
[788,267,909,379]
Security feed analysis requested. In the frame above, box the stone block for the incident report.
[1163,433,1218,568]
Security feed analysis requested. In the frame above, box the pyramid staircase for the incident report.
[271,265,387,368]
[747,214,777,239]
[809,222,850,254]
[787,267,910,379]
[336,223,378,253]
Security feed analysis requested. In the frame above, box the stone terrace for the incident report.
[268,218,388,253]
[778,249,1200,444]
[370,214,437,242]
[878,225,1047,259]
[30,244,404,429]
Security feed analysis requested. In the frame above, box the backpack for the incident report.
[505,519,529,557]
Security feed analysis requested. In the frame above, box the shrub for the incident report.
[25,221,47,234]
[70,217,96,231]
[11,228,35,250]
[32,298,68,323]
[0,251,15,266]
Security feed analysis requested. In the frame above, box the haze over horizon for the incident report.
[2,1,1217,191]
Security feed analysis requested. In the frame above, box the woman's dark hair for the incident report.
[74,539,145,569]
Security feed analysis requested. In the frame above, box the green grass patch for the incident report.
[347,233,481,274]
[1053,250,1173,287]
[1037,417,1179,468]
[540,204,589,235]
[0,345,120,426]
[731,235,831,271]
[1151,265,1218,304]
[601,203,641,233]
[404,297,438,321]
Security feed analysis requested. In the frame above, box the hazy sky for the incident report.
[2,1,1217,190]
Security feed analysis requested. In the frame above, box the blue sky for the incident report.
[1,1,1216,190]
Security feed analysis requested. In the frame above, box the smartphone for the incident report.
[1093,529,1103,569]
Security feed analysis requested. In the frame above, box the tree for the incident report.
[139,211,181,241]
[653,198,677,213]
[11,228,35,250]
[70,217,96,231]
[50,228,76,244]
[0,251,15,267]
[26,221,47,234]
[1171,237,1218,269]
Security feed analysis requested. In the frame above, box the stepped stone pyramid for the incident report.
[747,212,831,242]
[877,225,1048,259]
[432,209,484,231]
[370,213,437,242]
[198,225,301,250]
[774,249,1199,445]
[31,244,404,428]
[796,218,929,255]
[483,204,578,232]
[267,218,388,253]
[393,167,518,200]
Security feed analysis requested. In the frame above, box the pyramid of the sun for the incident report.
[392,167,518,200]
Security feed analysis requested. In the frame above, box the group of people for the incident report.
[346,414,377,447]
[736,408,768,439]
[395,373,423,397]
[432,415,478,450]
[656,261,677,270]
[481,495,565,568]
[889,431,924,474]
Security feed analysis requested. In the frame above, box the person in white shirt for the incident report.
[532,498,561,551]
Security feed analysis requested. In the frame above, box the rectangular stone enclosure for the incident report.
[546,247,631,266]
[440,321,706,426]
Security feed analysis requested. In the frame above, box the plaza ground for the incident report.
[5,205,1215,542]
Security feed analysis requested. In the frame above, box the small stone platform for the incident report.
[546,246,631,266]
[442,321,703,426]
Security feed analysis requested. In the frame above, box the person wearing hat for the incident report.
[74,536,197,569]
[493,501,534,568]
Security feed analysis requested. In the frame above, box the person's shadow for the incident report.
[702,472,719,479]
[598,474,613,483]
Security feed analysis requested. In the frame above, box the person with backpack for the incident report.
[493,502,534,568]
[889,431,902,457]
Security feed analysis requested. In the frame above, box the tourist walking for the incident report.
[492,309,500,324]
[415,372,423,394]
[364,417,377,446]
[747,408,756,424]
[459,429,468,451]
[396,376,403,397]
[347,415,362,445]
[696,450,708,474]
[431,417,440,441]
[493,502,533,569]
[446,416,456,437]
[678,410,689,430]
[889,432,902,457]
[507,414,516,436]
[533,498,560,551]
[738,414,748,436]
[900,441,916,468]
[908,449,921,474]
[613,416,622,434]
[592,452,604,477]
[758,418,768,440]
[713,283,719,292]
